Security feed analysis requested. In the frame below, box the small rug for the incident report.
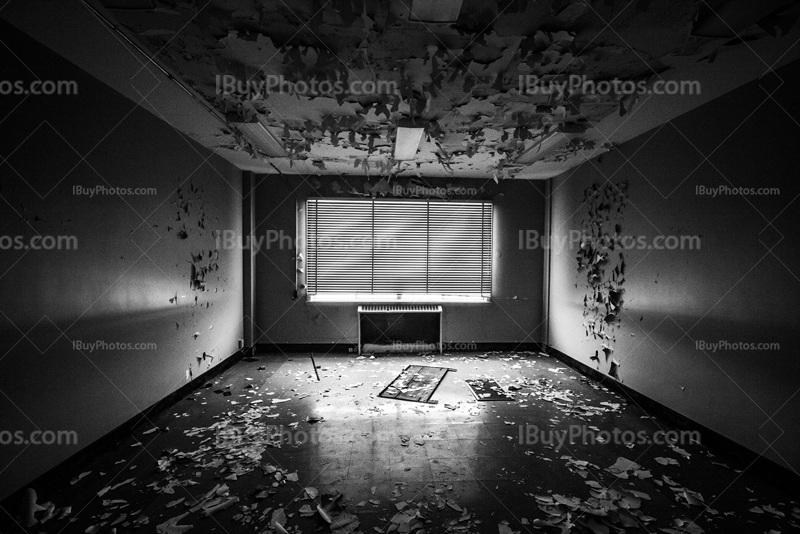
[464,378,513,401]
[378,365,455,404]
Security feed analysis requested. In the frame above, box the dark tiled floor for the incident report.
[2,352,798,533]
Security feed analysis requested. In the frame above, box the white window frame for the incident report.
[302,198,492,303]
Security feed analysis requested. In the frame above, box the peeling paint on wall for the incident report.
[151,182,232,347]
[576,180,628,378]
[166,181,218,240]
[189,249,221,291]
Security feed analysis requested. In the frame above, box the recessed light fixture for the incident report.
[394,127,426,161]
[410,0,464,23]
[515,130,571,164]
[229,115,288,158]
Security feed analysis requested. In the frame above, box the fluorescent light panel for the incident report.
[234,116,288,158]
[394,127,425,160]
[515,130,571,164]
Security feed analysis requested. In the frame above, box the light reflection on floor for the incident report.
[7,352,797,533]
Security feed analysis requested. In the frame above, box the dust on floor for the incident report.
[5,352,798,533]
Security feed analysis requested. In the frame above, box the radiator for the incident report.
[358,305,443,354]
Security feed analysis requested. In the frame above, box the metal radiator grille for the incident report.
[358,305,442,313]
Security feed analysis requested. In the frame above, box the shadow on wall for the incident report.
[0,20,244,500]
[547,57,800,472]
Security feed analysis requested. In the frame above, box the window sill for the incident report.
[306,294,491,304]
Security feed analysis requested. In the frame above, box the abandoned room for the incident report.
[1,0,799,532]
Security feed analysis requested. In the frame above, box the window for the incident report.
[305,198,492,302]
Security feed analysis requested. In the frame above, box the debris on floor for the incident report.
[463,378,513,401]
[379,365,454,404]
[9,352,798,534]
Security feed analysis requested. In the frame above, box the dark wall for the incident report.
[548,60,800,471]
[0,21,243,499]
[254,175,545,345]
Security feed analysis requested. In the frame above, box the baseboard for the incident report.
[0,348,247,512]
[466,342,545,352]
[543,345,800,497]
[255,342,546,354]
[256,343,358,354]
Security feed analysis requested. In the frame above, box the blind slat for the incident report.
[307,198,492,297]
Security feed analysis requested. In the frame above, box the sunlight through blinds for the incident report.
[306,199,492,301]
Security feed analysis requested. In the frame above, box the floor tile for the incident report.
[5,352,796,534]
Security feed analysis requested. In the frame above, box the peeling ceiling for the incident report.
[90,0,800,178]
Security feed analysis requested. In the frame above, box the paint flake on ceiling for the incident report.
[99,0,800,178]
